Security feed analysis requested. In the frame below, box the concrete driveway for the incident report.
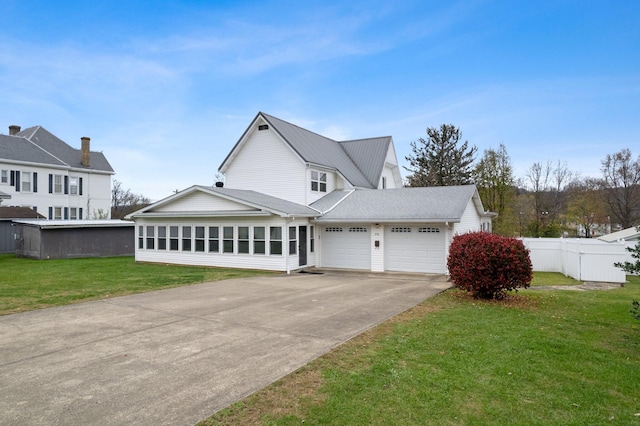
[0,270,449,425]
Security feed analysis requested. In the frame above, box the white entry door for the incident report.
[385,225,446,273]
[320,225,370,270]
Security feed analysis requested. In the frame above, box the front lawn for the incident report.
[203,275,640,425]
[0,254,274,315]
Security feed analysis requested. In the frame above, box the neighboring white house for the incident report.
[127,112,494,273]
[0,125,114,220]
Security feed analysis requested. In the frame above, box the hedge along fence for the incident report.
[520,238,627,283]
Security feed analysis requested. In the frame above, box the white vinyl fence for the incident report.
[520,238,629,283]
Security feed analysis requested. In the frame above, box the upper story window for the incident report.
[54,175,63,194]
[0,170,7,184]
[21,172,32,192]
[311,170,327,192]
[69,177,78,195]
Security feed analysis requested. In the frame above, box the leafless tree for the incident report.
[600,149,640,228]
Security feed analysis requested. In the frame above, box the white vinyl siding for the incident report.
[0,162,112,219]
[223,123,308,204]
[453,199,483,235]
[155,191,255,212]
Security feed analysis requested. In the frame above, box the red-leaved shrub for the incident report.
[447,232,533,299]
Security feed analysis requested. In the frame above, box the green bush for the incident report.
[447,231,533,299]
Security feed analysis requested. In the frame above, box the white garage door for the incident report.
[385,225,446,273]
[320,226,371,270]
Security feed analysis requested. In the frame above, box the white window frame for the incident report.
[69,207,78,220]
[53,207,63,220]
[54,175,63,194]
[69,176,78,195]
[311,170,327,193]
[0,170,7,184]
[21,171,32,192]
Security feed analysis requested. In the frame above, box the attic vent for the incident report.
[258,124,269,131]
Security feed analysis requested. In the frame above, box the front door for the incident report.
[299,226,307,266]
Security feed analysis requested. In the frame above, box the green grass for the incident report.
[530,271,582,286]
[202,276,640,425]
[0,254,274,315]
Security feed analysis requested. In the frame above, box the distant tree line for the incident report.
[405,124,640,237]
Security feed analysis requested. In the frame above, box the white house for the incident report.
[127,112,494,273]
[0,125,114,220]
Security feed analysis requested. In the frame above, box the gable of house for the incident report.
[219,112,399,205]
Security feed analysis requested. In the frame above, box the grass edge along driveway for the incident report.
[202,276,640,426]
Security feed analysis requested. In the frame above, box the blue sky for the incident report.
[1,0,638,201]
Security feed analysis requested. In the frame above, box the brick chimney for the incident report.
[9,125,20,135]
[81,136,91,167]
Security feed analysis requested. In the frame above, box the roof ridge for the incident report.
[260,112,338,144]
[24,128,71,167]
[339,135,392,143]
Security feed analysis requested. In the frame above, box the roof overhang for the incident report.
[313,218,461,224]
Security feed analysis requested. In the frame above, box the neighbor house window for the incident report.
[69,207,78,220]
[253,226,265,254]
[169,226,179,250]
[195,226,205,252]
[182,226,192,251]
[1,170,7,184]
[223,226,234,253]
[310,170,327,192]
[208,226,220,252]
[289,226,297,255]
[138,226,144,249]
[21,172,32,192]
[54,175,63,194]
[158,226,167,250]
[269,226,282,255]
[238,226,249,254]
[310,226,315,253]
[69,176,78,195]
[146,226,155,249]
[54,207,63,220]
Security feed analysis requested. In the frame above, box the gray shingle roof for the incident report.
[198,186,320,217]
[315,185,479,222]
[309,190,353,213]
[0,134,67,166]
[220,112,391,189]
[1,126,114,172]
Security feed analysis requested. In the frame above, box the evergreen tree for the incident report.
[405,124,477,187]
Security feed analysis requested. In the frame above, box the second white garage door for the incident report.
[385,225,446,273]
[320,226,371,270]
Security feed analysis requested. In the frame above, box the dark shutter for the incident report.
[10,170,15,186]
[48,207,53,220]
[49,174,53,193]
[64,207,69,220]
[15,171,20,192]
[64,176,69,194]
[33,172,37,192]
[79,208,83,220]
[79,177,83,195]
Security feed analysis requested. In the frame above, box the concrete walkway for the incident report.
[0,271,450,426]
